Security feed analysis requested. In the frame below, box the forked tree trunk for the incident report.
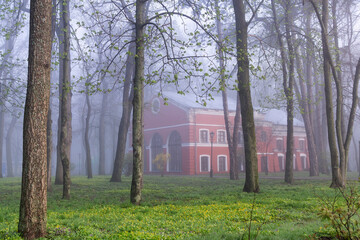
[233,0,259,193]
[18,0,52,237]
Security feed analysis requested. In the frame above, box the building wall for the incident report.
[143,97,309,175]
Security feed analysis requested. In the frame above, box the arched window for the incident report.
[151,133,163,172]
[168,131,182,172]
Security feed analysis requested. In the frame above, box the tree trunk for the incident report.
[55,41,64,185]
[271,0,294,183]
[110,42,135,182]
[215,0,237,180]
[283,1,295,184]
[6,116,17,177]
[233,0,259,193]
[310,0,343,187]
[131,0,146,204]
[0,108,4,178]
[98,83,107,175]
[18,0,52,237]
[59,0,72,199]
[232,95,241,178]
[303,5,319,176]
[85,83,92,178]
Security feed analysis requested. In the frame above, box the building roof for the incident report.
[162,91,304,127]
[163,91,237,111]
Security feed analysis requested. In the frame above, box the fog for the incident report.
[1,0,360,180]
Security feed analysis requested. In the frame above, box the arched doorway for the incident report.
[168,131,182,172]
[151,133,163,172]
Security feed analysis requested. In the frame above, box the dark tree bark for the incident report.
[59,0,72,199]
[131,0,146,205]
[18,0,52,238]
[6,116,17,177]
[233,0,260,193]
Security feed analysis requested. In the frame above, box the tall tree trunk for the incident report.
[59,0,72,199]
[6,116,17,177]
[98,83,107,175]
[55,42,64,185]
[85,83,92,178]
[215,0,238,180]
[294,47,319,176]
[271,0,294,183]
[233,0,259,193]
[303,4,319,176]
[283,1,295,184]
[110,42,135,182]
[131,0,146,204]
[18,0,52,237]
[0,107,4,178]
[232,93,241,179]
[310,0,342,187]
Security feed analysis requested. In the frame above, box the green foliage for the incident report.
[1,174,356,239]
[316,184,360,240]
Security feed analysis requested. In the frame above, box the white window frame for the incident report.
[217,130,226,143]
[300,154,307,170]
[217,155,227,172]
[276,137,284,151]
[299,138,305,151]
[200,155,210,172]
[278,153,285,171]
[293,154,296,170]
[199,129,209,143]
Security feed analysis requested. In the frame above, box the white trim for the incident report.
[199,155,210,172]
[257,152,274,155]
[182,143,228,147]
[145,123,190,132]
[217,155,227,172]
[144,123,226,132]
[199,129,209,143]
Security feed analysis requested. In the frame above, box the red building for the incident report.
[143,93,309,175]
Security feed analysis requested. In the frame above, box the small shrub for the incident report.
[153,153,169,177]
[317,184,360,240]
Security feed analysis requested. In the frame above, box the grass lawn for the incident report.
[0,173,358,239]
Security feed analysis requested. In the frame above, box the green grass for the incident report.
[0,174,357,239]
